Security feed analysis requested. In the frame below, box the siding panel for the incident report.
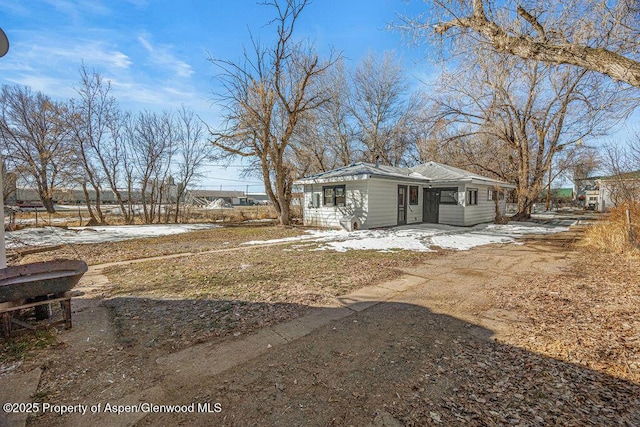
[302,182,368,228]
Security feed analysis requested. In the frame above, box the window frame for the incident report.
[322,185,346,207]
[409,185,419,205]
[439,188,459,205]
[466,188,478,206]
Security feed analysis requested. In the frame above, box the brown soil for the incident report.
[4,226,640,426]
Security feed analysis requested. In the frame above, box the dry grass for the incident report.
[8,205,278,228]
[103,246,441,305]
[581,204,640,256]
[100,244,441,354]
[492,250,640,384]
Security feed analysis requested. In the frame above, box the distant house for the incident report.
[576,172,640,211]
[295,161,515,230]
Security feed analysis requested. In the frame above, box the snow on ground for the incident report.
[5,224,221,249]
[5,219,573,253]
[245,221,574,252]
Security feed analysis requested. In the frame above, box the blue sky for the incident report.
[0,0,431,192]
[0,1,637,191]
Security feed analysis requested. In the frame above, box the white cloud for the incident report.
[4,75,76,98]
[137,34,194,78]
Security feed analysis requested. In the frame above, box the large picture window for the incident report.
[323,185,345,207]
[409,186,419,205]
[439,188,458,205]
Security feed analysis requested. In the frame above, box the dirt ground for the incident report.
[4,225,640,426]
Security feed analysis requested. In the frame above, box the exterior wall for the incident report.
[462,184,504,226]
[366,179,424,228]
[302,181,368,228]
[303,179,508,229]
[438,186,465,226]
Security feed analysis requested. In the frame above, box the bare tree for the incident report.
[0,85,72,213]
[128,111,175,224]
[209,0,338,225]
[66,65,119,225]
[103,110,136,224]
[427,51,625,218]
[173,106,210,222]
[350,52,424,166]
[2,159,16,204]
[602,138,640,206]
[402,0,640,88]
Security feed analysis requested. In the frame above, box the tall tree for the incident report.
[403,0,640,88]
[104,110,136,224]
[209,0,338,226]
[350,52,423,166]
[66,65,119,225]
[128,110,175,224]
[173,106,210,222]
[0,85,72,213]
[427,51,625,218]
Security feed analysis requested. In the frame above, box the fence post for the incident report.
[627,209,638,248]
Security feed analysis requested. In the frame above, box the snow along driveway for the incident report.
[244,220,575,252]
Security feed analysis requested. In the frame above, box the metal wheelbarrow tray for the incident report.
[0,259,88,303]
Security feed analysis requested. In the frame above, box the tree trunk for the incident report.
[40,194,56,214]
[81,182,99,226]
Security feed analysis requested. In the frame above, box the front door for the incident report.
[397,185,407,225]
[423,188,439,223]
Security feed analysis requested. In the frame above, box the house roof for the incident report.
[295,162,424,184]
[295,161,515,188]
[598,171,640,181]
[409,162,509,186]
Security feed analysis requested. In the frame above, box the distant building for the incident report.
[575,172,640,211]
[186,189,252,206]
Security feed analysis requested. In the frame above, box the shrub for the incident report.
[581,203,640,255]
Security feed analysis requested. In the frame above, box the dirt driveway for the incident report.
[9,227,640,426]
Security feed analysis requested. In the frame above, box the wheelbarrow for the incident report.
[0,260,88,336]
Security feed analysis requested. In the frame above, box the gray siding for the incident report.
[302,182,368,228]
[303,180,508,229]
[462,184,502,226]
[365,179,399,228]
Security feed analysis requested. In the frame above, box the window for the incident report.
[467,188,478,205]
[323,185,345,207]
[409,186,419,205]
[488,189,505,201]
[312,193,321,208]
[439,188,458,205]
[335,186,345,206]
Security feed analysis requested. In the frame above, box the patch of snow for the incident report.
[6,223,221,249]
[243,221,573,253]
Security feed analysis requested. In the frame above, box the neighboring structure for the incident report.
[186,190,251,206]
[247,193,271,205]
[575,172,640,211]
[295,161,515,229]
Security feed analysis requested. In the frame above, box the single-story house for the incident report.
[295,161,516,230]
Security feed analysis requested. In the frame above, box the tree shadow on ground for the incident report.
[103,296,310,354]
[133,301,640,427]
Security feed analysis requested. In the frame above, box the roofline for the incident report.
[295,175,516,189]
[295,173,428,185]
